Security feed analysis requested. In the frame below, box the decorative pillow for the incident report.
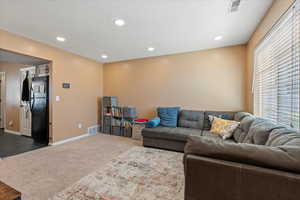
[157,107,180,127]
[210,117,240,139]
[220,123,240,140]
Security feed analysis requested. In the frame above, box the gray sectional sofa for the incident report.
[143,110,300,200]
[142,110,236,152]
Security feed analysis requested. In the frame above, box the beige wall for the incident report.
[0,29,103,142]
[103,45,246,118]
[245,0,295,112]
[0,61,26,132]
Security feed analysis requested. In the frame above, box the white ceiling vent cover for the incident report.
[230,0,241,13]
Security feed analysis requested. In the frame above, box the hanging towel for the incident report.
[21,72,30,102]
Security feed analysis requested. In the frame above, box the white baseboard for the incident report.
[88,125,101,134]
[50,132,98,146]
[5,129,21,135]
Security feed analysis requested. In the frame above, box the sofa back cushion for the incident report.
[178,110,204,129]
[157,107,181,127]
[266,128,300,147]
[233,115,255,143]
[234,112,252,122]
[244,118,285,145]
[203,111,236,130]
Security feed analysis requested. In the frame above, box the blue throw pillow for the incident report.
[208,114,230,124]
[220,114,230,120]
[209,114,230,121]
[145,117,161,128]
[157,107,181,127]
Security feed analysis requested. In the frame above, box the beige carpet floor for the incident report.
[0,134,140,200]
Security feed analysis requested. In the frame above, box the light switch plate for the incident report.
[56,96,60,101]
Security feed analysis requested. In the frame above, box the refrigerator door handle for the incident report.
[30,87,35,112]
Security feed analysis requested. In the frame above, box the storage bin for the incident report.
[103,125,111,134]
[112,126,122,136]
[123,106,137,120]
[122,127,132,137]
[132,123,145,140]
[103,116,111,124]
[103,96,118,107]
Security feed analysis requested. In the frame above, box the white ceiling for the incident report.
[0,50,48,65]
[0,0,273,63]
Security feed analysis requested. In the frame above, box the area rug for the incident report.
[51,147,184,200]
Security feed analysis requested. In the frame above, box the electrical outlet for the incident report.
[78,123,82,129]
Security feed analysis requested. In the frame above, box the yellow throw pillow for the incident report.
[210,117,240,139]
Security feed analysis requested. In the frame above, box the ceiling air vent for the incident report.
[230,0,241,13]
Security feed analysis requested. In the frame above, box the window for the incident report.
[253,0,300,129]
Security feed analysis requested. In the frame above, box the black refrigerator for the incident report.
[30,76,49,144]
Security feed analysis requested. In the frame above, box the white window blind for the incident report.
[253,0,300,129]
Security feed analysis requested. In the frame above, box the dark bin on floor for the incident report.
[122,127,132,137]
[103,125,111,134]
[112,126,122,136]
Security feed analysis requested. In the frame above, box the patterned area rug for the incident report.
[51,147,184,200]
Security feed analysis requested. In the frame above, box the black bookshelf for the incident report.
[101,96,136,137]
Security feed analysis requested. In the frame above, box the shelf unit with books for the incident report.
[101,96,137,137]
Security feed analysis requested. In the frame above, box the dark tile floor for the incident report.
[0,129,47,158]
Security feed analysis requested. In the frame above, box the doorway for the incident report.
[19,67,35,137]
[0,49,51,158]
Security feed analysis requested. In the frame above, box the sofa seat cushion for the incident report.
[185,136,300,173]
[201,130,220,139]
[142,126,201,142]
[201,131,235,143]
[266,128,300,147]
[178,110,204,129]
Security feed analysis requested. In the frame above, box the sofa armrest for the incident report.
[184,154,300,200]
[184,136,300,173]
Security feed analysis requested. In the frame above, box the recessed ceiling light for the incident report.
[114,19,125,27]
[56,36,66,42]
[101,54,108,59]
[147,47,155,52]
[214,36,223,41]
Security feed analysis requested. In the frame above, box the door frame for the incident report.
[0,72,6,130]
[0,48,53,143]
